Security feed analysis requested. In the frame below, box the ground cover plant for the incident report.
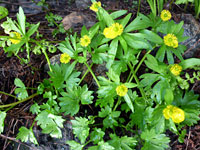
[0,0,200,149]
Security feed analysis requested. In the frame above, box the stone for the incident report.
[75,0,91,10]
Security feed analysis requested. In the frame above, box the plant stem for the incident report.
[84,62,100,87]
[113,97,121,111]
[43,49,52,72]
[128,62,147,101]
[0,91,17,99]
[78,63,93,85]
[137,0,141,16]
[135,50,151,74]
[0,93,38,108]
[30,119,36,129]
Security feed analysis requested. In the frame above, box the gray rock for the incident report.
[176,14,200,59]
[75,0,91,10]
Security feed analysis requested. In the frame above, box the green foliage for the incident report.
[0,111,6,134]
[0,6,8,20]
[141,129,170,150]
[14,78,28,100]
[35,110,65,138]
[16,127,38,145]
[71,117,90,144]
[59,84,93,115]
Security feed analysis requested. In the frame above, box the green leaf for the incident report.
[123,33,150,50]
[106,38,118,69]
[119,36,128,54]
[164,88,174,105]
[141,129,170,150]
[110,10,128,19]
[180,58,200,70]
[99,8,114,26]
[26,23,40,37]
[0,111,6,134]
[66,141,84,150]
[120,13,132,28]
[90,128,105,144]
[140,29,163,44]
[59,85,93,115]
[156,45,166,62]
[30,103,41,115]
[144,54,161,73]
[124,92,134,113]
[16,127,38,145]
[106,68,120,83]
[88,141,115,150]
[36,110,65,138]
[81,25,88,37]
[71,117,90,144]
[0,6,8,20]
[89,23,99,39]
[124,13,152,32]
[14,78,28,100]
[17,7,26,34]
[108,134,137,150]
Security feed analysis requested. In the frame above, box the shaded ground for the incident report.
[0,0,200,150]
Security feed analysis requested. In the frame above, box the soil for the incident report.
[0,0,200,150]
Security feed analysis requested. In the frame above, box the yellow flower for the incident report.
[9,32,21,44]
[164,34,178,48]
[116,84,128,97]
[171,107,185,123]
[90,1,101,12]
[103,23,123,39]
[60,53,71,64]
[80,35,91,47]
[170,64,182,76]
[160,10,171,21]
[163,105,174,119]
[103,27,117,39]
[163,105,185,123]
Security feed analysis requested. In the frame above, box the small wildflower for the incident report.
[60,53,71,64]
[103,23,123,39]
[9,32,21,44]
[160,10,171,21]
[170,64,182,76]
[80,35,91,47]
[163,105,185,123]
[90,1,101,12]
[163,105,174,119]
[116,84,128,97]
[171,107,185,123]
[164,34,178,48]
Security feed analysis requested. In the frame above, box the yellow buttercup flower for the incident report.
[163,105,185,123]
[164,34,178,48]
[9,32,21,44]
[90,1,101,12]
[103,23,123,39]
[116,84,128,97]
[171,107,185,123]
[160,10,171,21]
[60,53,71,64]
[170,64,182,76]
[163,105,174,119]
[80,35,91,47]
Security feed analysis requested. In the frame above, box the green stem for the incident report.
[113,97,121,111]
[137,0,141,16]
[78,63,93,85]
[30,120,36,129]
[0,91,17,99]
[43,49,52,72]
[128,62,147,101]
[0,93,38,108]
[135,50,151,74]
[84,62,100,87]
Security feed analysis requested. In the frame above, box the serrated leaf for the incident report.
[66,141,84,150]
[141,129,170,150]
[108,134,137,150]
[88,141,115,150]
[30,103,41,115]
[90,128,105,144]
[71,117,90,144]
[35,110,65,138]
[16,127,38,145]
[14,78,28,100]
